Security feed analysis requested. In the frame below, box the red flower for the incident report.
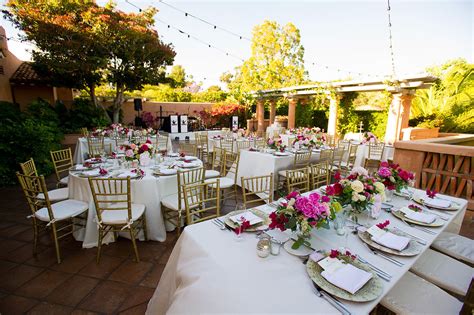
[146,139,152,144]
[286,191,300,200]
[380,161,389,168]
[269,212,288,231]
[376,220,390,229]
[325,185,335,196]
[329,249,339,258]
[334,172,341,181]
[333,183,343,195]
[426,189,437,198]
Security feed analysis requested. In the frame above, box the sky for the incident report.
[1,0,472,89]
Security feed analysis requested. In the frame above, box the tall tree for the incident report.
[231,20,307,93]
[168,65,187,88]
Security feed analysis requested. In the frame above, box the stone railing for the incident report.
[393,134,474,210]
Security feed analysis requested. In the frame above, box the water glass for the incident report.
[333,212,346,236]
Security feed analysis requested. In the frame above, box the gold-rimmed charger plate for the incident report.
[224,209,270,232]
[412,194,460,211]
[358,229,422,256]
[392,210,444,227]
[306,259,383,302]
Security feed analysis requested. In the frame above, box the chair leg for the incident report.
[51,223,61,264]
[176,211,182,236]
[97,228,103,264]
[32,219,39,257]
[142,216,148,241]
[129,228,140,262]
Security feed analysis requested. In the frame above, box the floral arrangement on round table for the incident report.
[287,127,323,136]
[121,139,154,165]
[325,167,385,217]
[267,138,286,152]
[375,161,414,192]
[309,133,326,148]
[268,191,339,249]
[292,135,311,150]
[361,132,378,144]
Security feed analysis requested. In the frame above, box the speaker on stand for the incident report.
[134,98,144,127]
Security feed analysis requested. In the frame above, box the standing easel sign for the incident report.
[180,115,188,133]
[170,115,179,133]
[232,116,238,129]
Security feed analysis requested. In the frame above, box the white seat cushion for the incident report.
[37,188,69,201]
[410,248,473,296]
[162,194,199,211]
[59,176,69,185]
[381,272,463,315]
[101,204,145,225]
[278,170,287,177]
[35,199,88,222]
[431,232,474,265]
[205,177,234,189]
[205,170,220,179]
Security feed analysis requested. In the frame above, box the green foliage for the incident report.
[410,59,474,133]
[0,101,63,185]
[168,65,187,88]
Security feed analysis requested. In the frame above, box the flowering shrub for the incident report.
[375,161,414,192]
[196,102,246,128]
[325,167,385,214]
[269,191,336,249]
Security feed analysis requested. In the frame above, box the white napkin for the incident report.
[117,171,137,178]
[424,197,451,208]
[75,164,88,170]
[83,169,100,176]
[373,232,410,251]
[159,168,177,175]
[400,207,436,224]
[321,263,373,294]
[229,211,263,225]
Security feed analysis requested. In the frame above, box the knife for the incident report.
[311,281,351,315]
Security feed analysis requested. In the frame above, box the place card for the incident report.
[366,225,386,239]
[318,257,345,274]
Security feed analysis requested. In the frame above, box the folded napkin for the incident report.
[75,164,88,170]
[400,207,436,224]
[83,169,100,176]
[321,263,373,294]
[229,211,263,226]
[159,168,177,175]
[372,232,410,251]
[424,197,451,208]
[117,171,137,178]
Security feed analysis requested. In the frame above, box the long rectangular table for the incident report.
[146,189,467,314]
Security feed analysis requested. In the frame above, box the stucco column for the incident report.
[384,90,415,144]
[269,99,277,124]
[287,97,297,130]
[256,98,265,136]
[327,94,341,138]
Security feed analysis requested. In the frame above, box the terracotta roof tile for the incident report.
[10,62,50,84]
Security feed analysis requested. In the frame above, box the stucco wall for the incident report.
[0,27,22,103]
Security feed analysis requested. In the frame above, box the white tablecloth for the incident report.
[68,159,202,248]
[73,136,172,164]
[237,150,320,189]
[146,190,467,314]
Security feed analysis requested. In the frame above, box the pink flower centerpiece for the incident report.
[267,137,286,152]
[120,139,154,162]
[375,161,414,192]
[361,132,378,144]
[269,191,337,249]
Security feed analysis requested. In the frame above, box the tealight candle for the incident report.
[256,236,271,258]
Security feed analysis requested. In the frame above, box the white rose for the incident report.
[288,199,296,207]
[358,194,366,201]
[389,176,395,183]
[351,192,360,202]
[374,182,385,193]
[351,180,364,193]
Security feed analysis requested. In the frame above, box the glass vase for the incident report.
[385,189,394,202]
[333,211,347,236]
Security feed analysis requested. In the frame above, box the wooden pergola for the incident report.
[252,75,437,143]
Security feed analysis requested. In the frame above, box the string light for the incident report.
[387,0,397,77]
[125,0,142,12]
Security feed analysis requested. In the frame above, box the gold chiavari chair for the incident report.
[183,180,221,226]
[205,150,240,204]
[319,148,334,163]
[236,139,252,152]
[155,134,169,152]
[365,143,386,172]
[255,138,266,149]
[309,161,330,190]
[179,141,198,156]
[338,139,351,151]
[241,174,274,208]
[81,127,89,137]
[162,167,205,235]
[50,148,73,188]
[285,167,310,193]
[87,135,106,158]
[88,177,147,263]
[115,137,129,149]
[17,172,88,264]
[330,146,346,174]
[340,144,359,176]
[325,134,335,147]
[220,138,234,152]
[197,134,210,163]
[277,151,312,187]
[205,147,225,179]
[20,158,69,202]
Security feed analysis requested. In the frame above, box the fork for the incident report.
[401,220,437,235]
[357,256,392,281]
[212,219,227,231]
[363,243,404,267]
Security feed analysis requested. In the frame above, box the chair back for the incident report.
[177,167,205,210]
[310,161,330,190]
[183,180,220,226]
[236,140,251,152]
[16,172,52,219]
[87,136,105,158]
[133,135,149,144]
[210,147,225,175]
[115,137,129,148]
[179,141,198,156]
[50,148,73,182]
[338,139,351,151]
[254,138,266,148]
[155,134,169,152]
[197,134,209,149]
[286,167,310,193]
[319,148,333,162]
[325,134,335,147]
[224,150,240,184]
[241,174,273,207]
[80,127,89,137]
[368,143,385,160]
[294,150,312,168]
[88,177,132,223]
[20,158,38,176]
[220,138,234,152]
[346,144,359,167]
[331,146,345,168]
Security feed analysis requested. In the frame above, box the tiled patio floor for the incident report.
[1,173,472,314]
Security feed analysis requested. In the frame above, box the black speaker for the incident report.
[134,98,142,111]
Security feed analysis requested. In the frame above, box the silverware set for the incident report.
[393,227,427,245]
[357,255,392,282]
[362,243,404,267]
[311,281,351,315]
[212,218,230,231]
[401,219,437,235]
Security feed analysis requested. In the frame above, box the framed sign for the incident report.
[232,116,238,129]
[170,115,179,133]
[179,115,188,133]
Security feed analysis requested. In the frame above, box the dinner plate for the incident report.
[306,258,383,302]
[154,169,177,176]
[412,194,460,211]
[84,158,103,164]
[392,210,444,227]
[116,171,140,179]
[179,156,198,161]
[358,229,422,256]
[283,240,313,257]
[224,209,270,232]
[273,152,290,156]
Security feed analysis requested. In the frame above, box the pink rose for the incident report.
[125,149,134,157]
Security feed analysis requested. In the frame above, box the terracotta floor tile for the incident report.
[46,275,99,307]
[78,281,131,313]
[50,249,96,274]
[0,222,15,231]
[0,260,18,276]
[27,302,74,314]
[70,309,101,315]
[24,248,60,268]
[101,239,135,258]
[0,264,44,292]
[108,260,153,285]
[78,255,125,279]
[0,224,31,239]
[0,238,27,255]
[0,294,39,314]
[140,264,166,288]
[5,243,39,264]
[15,270,72,299]
[119,303,148,315]
[158,248,173,264]
[118,286,155,312]
[136,242,167,262]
